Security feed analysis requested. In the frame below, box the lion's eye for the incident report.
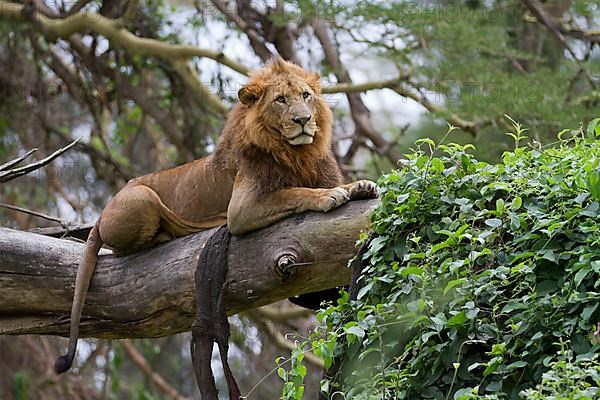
[302,92,310,99]
[275,96,286,103]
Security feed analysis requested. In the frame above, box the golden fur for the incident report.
[55,58,379,374]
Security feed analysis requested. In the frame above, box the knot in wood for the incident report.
[275,253,298,280]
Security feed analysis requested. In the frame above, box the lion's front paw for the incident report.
[347,180,379,200]
[316,187,350,212]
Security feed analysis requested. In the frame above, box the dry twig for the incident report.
[0,139,79,184]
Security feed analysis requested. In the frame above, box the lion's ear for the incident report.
[239,83,262,106]
[308,72,321,94]
[271,56,287,70]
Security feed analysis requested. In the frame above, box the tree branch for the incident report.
[519,0,597,90]
[171,60,229,115]
[0,0,250,75]
[209,0,273,62]
[121,340,191,400]
[0,148,37,171]
[0,200,376,338]
[2,0,248,112]
[0,139,79,183]
[245,310,324,368]
[390,83,482,135]
[561,27,600,44]
[321,77,410,94]
[520,0,599,45]
[313,21,403,164]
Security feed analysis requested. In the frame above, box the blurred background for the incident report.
[0,0,598,398]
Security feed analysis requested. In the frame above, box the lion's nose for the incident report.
[292,115,311,127]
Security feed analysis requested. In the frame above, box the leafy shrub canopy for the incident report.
[284,122,600,400]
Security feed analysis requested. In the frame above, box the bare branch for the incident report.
[561,27,600,44]
[322,77,410,94]
[0,203,66,225]
[520,0,576,57]
[171,61,229,115]
[520,0,599,44]
[62,37,193,161]
[390,83,482,135]
[520,0,597,90]
[209,0,273,62]
[0,148,38,171]
[253,305,313,322]
[312,21,402,164]
[0,139,79,184]
[27,222,94,241]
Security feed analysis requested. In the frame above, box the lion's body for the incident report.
[55,59,378,374]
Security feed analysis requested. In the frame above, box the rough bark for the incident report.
[0,200,376,338]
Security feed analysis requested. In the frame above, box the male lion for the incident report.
[55,58,378,373]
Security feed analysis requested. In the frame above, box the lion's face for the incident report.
[262,81,319,145]
[238,59,328,147]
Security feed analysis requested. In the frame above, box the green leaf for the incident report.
[397,193,410,203]
[278,367,287,380]
[541,250,557,263]
[416,138,436,147]
[431,314,447,332]
[448,311,468,328]
[491,343,506,356]
[401,266,425,277]
[575,192,590,204]
[587,173,600,201]
[510,196,522,210]
[586,117,600,138]
[485,218,502,228]
[496,199,505,216]
[574,268,590,287]
[431,158,444,173]
[443,278,466,295]
[344,325,365,339]
[510,213,521,230]
[483,356,503,376]
[356,282,373,300]
[582,303,598,321]
[506,361,528,371]
[468,362,481,372]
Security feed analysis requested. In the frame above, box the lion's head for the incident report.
[237,58,332,157]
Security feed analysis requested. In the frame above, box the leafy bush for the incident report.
[520,343,600,400]
[281,122,600,399]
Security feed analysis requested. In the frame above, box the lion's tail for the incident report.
[55,220,104,374]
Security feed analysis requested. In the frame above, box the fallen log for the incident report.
[0,199,376,338]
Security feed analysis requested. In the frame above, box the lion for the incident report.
[54,58,378,373]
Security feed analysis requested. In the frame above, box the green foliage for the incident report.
[520,341,600,400]
[109,342,124,399]
[278,348,307,400]
[282,122,600,399]
[12,371,29,400]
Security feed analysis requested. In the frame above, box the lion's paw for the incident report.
[317,187,350,212]
[348,180,379,200]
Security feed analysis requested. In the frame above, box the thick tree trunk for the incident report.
[0,200,376,338]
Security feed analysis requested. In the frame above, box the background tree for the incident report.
[0,0,598,398]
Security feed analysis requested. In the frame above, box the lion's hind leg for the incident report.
[99,184,170,255]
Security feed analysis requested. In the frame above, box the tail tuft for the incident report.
[54,355,73,374]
